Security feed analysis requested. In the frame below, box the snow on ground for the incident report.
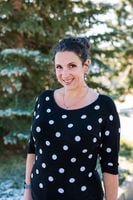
[0,179,23,200]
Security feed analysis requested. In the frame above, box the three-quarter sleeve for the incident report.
[27,131,35,153]
[27,96,39,154]
[99,97,120,174]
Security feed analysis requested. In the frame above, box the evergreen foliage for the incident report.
[0,0,132,148]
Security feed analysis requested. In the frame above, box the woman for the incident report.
[23,37,120,200]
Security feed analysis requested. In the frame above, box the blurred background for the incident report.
[0,0,132,199]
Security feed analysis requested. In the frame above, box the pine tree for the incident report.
[0,0,132,148]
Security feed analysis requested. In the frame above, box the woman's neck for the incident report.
[62,86,89,110]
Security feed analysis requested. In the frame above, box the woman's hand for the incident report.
[22,188,32,200]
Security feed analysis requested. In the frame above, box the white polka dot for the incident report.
[37,104,40,109]
[82,149,88,153]
[45,140,51,146]
[62,114,67,119]
[94,105,100,110]
[88,154,93,159]
[87,125,92,130]
[74,136,81,142]
[33,137,36,142]
[88,172,92,177]
[80,166,86,172]
[58,188,64,194]
[70,157,77,163]
[109,115,113,121]
[42,163,46,168]
[99,156,102,160]
[36,115,40,119]
[48,176,54,182]
[45,96,50,101]
[52,154,57,160]
[100,143,103,148]
[36,169,39,174]
[34,111,36,116]
[98,118,103,123]
[39,183,43,188]
[36,126,41,133]
[105,130,110,136]
[39,148,43,154]
[36,97,38,102]
[55,132,61,138]
[106,148,112,153]
[46,108,51,113]
[59,168,65,173]
[99,132,101,137]
[31,173,33,178]
[63,145,69,151]
[68,123,73,128]
[108,162,113,166]
[93,137,97,143]
[81,114,87,119]
[49,120,54,125]
[69,178,75,183]
[118,128,121,133]
[81,185,87,191]
[35,156,38,160]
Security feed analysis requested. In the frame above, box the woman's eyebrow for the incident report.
[55,62,76,66]
[55,63,62,67]
[67,62,76,65]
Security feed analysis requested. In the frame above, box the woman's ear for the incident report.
[85,59,91,66]
[84,59,91,72]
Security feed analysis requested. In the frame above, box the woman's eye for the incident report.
[70,64,76,68]
[56,65,62,69]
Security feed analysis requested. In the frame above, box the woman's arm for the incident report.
[23,153,35,200]
[103,172,118,200]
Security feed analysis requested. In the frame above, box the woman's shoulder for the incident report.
[99,94,114,103]
[36,89,54,102]
[98,94,118,112]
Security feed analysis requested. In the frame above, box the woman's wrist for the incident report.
[24,181,31,189]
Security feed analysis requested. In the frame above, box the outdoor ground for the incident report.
[0,150,25,200]
[0,95,133,200]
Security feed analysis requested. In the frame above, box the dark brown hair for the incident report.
[53,37,91,64]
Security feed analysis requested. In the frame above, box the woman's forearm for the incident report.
[103,172,118,200]
[25,153,35,184]
[23,153,35,200]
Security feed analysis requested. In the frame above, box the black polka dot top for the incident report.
[28,90,120,200]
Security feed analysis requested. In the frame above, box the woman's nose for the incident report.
[62,69,70,77]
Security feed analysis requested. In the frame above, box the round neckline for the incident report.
[51,90,101,112]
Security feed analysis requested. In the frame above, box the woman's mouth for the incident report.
[63,79,74,86]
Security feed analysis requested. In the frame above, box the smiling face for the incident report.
[55,51,89,90]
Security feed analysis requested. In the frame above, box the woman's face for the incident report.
[54,51,89,90]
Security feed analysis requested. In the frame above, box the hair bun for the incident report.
[71,37,90,51]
